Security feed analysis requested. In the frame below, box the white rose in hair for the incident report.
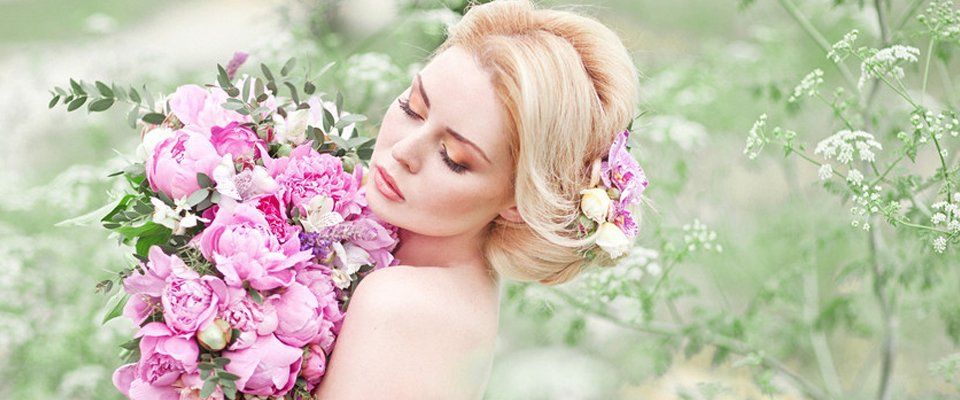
[579,188,612,224]
[595,222,630,258]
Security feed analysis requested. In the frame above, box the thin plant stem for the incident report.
[921,38,937,107]
[777,0,859,89]
[543,287,832,400]
[867,214,897,400]
[894,0,928,32]
[803,238,845,397]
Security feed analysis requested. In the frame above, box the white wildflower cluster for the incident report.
[814,129,883,165]
[683,218,722,253]
[788,69,824,103]
[818,164,834,181]
[343,52,405,98]
[827,29,860,63]
[929,193,960,253]
[743,114,768,160]
[858,45,920,90]
[912,109,960,141]
[645,115,708,151]
[578,246,660,303]
[849,183,884,231]
[918,0,960,41]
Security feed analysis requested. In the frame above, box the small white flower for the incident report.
[579,188,612,224]
[933,236,947,253]
[213,155,241,201]
[788,69,824,103]
[743,114,768,160]
[330,268,352,289]
[818,164,834,180]
[301,195,345,233]
[815,130,882,165]
[846,169,864,185]
[595,222,631,259]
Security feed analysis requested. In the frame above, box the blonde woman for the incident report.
[313,0,647,398]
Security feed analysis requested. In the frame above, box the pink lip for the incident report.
[375,165,405,201]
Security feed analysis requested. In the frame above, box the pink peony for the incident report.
[161,274,228,337]
[246,193,299,243]
[222,334,302,397]
[122,246,189,325]
[300,343,328,391]
[168,85,245,138]
[264,143,364,217]
[268,282,322,347]
[146,129,222,201]
[195,202,313,290]
[296,267,344,349]
[210,121,265,163]
[130,322,199,389]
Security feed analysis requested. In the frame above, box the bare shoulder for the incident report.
[312,265,500,400]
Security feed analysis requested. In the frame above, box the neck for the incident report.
[393,225,499,285]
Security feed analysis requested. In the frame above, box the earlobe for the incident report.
[499,205,524,224]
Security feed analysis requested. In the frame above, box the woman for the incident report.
[313,0,643,398]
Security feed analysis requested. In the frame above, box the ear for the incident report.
[498,204,524,224]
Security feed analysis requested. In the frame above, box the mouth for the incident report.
[375,165,405,201]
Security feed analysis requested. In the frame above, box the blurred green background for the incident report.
[0,0,958,399]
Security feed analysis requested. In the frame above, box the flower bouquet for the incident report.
[49,53,400,399]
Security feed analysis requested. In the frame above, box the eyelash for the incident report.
[397,96,469,174]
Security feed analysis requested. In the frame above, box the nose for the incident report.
[390,128,427,174]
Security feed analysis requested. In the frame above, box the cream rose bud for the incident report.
[135,127,175,161]
[197,318,232,351]
[595,222,631,259]
[274,109,310,146]
[579,188,612,224]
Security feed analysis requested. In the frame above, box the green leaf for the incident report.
[334,113,367,129]
[70,78,85,95]
[54,86,68,96]
[247,287,263,304]
[111,83,127,101]
[48,95,61,109]
[134,225,172,258]
[96,81,114,97]
[67,96,87,111]
[129,87,141,103]
[200,379,218,399]
[260,63,275,82]
[126,106,140,129]
[336,91,344,114]
[142,112,165,124]
[214,357,231,367]
[186,188,210,207]
[312,61,336,80]
[225,86,240,97]
[197,172,215,189]
[220,101,244,111]
[303,81,316,95]
[216,371,241,381]
[217,64,234,90]
[284,81,300,105]
[88,98,115,112]
[119,337,140,351]
[101,291,129,325]
[322,107,335,131]
[281,57,297,76]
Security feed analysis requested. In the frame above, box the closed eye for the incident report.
[398,96,469,174]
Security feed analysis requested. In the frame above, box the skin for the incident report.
[312,45,523,398]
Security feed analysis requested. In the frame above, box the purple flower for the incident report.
[600,130,649,205]
[225,51,249,81]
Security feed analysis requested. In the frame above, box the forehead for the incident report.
[419,46,509,162]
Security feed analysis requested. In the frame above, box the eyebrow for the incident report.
[415,73,492,165]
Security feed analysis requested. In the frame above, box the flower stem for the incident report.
[921,38,936,108]
[776,0,858,90]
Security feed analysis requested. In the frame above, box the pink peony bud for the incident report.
[197,318,232,351]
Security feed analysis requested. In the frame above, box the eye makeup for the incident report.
[396,96,470,174]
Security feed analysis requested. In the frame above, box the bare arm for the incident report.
[312,266,493,399]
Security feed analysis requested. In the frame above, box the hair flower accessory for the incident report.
[577,129,649,260]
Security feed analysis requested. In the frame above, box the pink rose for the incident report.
[146,129,221,201]
[161,275,228,337]
[222,334,302,397]
[195,202,312,290]
[264,143,364,217]
[268,282,321,347]
[210,121,265,163]
[127,322,199,391]
[300,343,328,390]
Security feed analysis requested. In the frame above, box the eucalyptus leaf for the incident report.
[304,81,316,95]
[126,106,139,129]
[186,189,210,207]
[96,81,114,97]
[88,98,114,112]
[129,87,141,103]
[281,57,297,76]
[284,81,300,105]
[260,63,275,82]
[197,173,215,188]
[200,379,217,399]
[70,78,85,95]
[48,95,60,109]
[101,291,129,325]
[67,96,87,111]
[336,91,344,114]
[142,112,165,124]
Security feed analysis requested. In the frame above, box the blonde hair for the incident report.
[434,0,646,285]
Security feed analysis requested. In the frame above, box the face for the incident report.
[365,45,521,238]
